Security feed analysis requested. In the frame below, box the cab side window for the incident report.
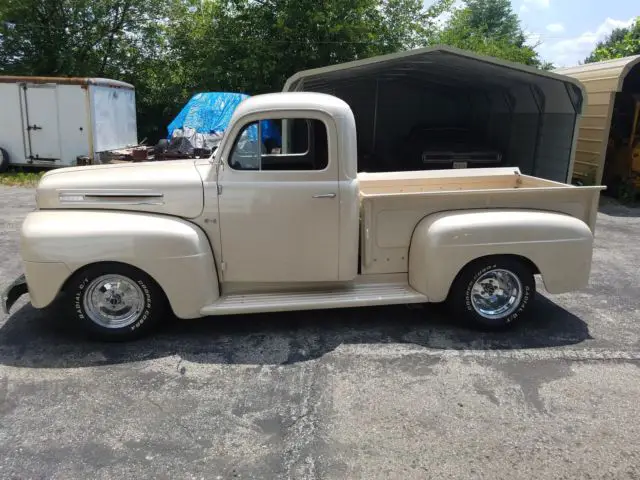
[228,118,328,171]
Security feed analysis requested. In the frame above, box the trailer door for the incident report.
[23,84,61,161]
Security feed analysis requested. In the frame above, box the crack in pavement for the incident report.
[281,362,322,480]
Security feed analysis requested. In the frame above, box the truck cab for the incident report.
[3,92,604,341]
[209,92,360,284]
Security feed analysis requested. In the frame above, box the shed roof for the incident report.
[554,55,640,93]
[284,45,585,115]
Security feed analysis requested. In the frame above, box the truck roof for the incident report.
[231,92,352,120]
[0,76,134,89]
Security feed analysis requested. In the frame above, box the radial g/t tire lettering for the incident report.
[64,263,167,341]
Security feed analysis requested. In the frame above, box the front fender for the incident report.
[408,209,594,302]
[20,210,219,318]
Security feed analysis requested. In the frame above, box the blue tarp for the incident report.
[167,92,281,145]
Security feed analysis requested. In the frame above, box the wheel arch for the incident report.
[408,209,593,302]
[20,210,220,318]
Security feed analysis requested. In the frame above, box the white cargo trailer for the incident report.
[0,76,138,171]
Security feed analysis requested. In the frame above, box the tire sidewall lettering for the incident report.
[505,285,531,323]
[130,280,152,331]
[464,264,497,313]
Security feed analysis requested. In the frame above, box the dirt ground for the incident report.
[1,186,639,479]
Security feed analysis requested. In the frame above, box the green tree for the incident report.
[0,0,168,76]
[165,0,453,95]
[153,0,453,138]
[585,17,640,63]
[1,0,549,143]
[379,0,454,50]
[433,0,551,68]
[0,0,172,141]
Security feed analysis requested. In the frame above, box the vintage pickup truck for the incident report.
[2,92,604,341]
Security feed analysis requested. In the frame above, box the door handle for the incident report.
[312,193,336,199]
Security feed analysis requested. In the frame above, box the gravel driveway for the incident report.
[1,186,639,479]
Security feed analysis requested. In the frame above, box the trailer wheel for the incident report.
[447,256,535,330]
[155,138,169,154]
[0,148,9,173]
[65,263,168,341]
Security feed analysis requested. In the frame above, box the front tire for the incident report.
[447,256,535,330]
[65,263,167,341]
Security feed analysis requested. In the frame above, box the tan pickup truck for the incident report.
[2,92,605,341]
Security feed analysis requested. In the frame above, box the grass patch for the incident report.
[0,169,45,187]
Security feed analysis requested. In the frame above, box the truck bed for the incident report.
[357,167,605,275]
[358,166,580,195]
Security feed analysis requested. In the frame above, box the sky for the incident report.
[431,0,638,68]
[515,0,638,67]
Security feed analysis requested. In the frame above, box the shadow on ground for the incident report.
[599,196,640,217]
[0,295,592,369]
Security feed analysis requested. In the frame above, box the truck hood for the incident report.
[35,160,205,219]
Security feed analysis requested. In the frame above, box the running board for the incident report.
[200,282,428,316]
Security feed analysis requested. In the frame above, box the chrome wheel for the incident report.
[470,269,523,319]
[82,274,145,329]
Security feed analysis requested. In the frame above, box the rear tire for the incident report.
[65,263,167,341]
[447,256,535,330]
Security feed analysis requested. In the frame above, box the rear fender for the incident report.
[20,210,219,318]
[408,209,594,302]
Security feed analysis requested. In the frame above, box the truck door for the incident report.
[22,84,62,161]
[216,115,340,283]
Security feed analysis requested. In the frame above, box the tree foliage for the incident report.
[434,0,551,68]
[0,0,168,76]
[585,17,640,63]
[0,0,552,142]
[0,0,172,140]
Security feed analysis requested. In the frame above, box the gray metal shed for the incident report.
[283,45,585,183]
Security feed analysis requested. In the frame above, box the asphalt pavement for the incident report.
[1,186,639,479]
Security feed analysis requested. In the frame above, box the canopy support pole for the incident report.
[371,78,380,153]
[529,85,544,176]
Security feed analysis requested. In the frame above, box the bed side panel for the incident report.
[361,186,601,275]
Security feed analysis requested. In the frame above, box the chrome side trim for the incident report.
[58,189,165,205]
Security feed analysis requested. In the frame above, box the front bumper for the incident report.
[2,274,28,314]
